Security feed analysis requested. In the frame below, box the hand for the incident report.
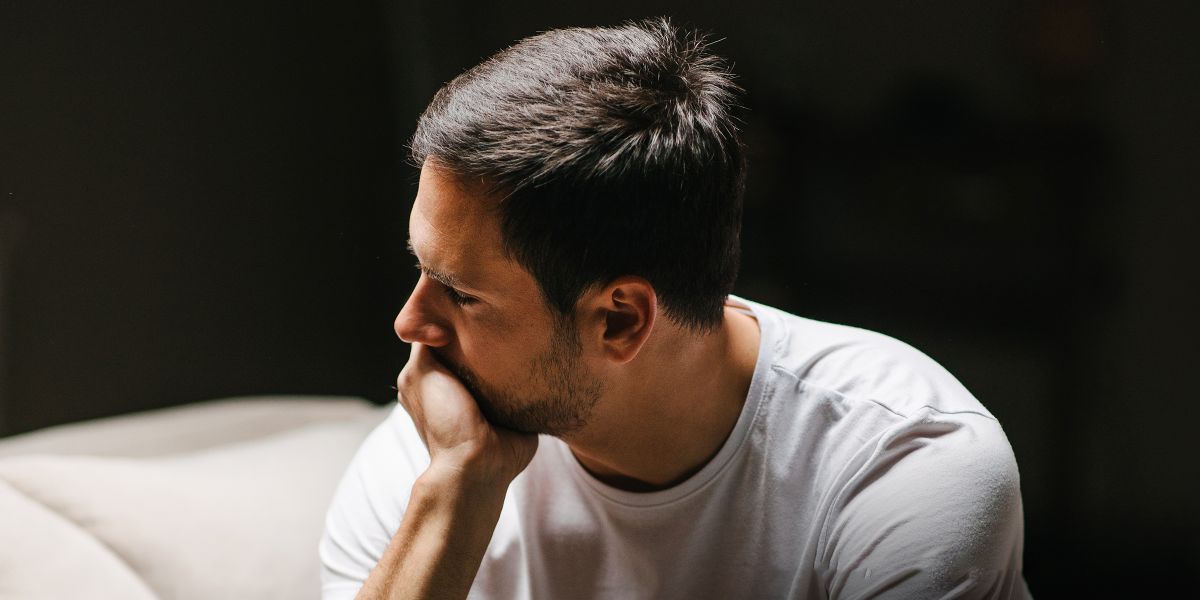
[356,344,537,600]
[396,343,539,487]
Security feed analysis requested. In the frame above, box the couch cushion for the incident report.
[0,480,158,600]
[0,408,389,600]
[0,395,381,459]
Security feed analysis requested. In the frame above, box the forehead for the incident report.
[410,166,499,250]
[409,165,515,291]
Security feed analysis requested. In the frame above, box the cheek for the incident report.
[454,318,526,380]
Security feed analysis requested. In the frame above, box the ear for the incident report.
[582,277,657,364]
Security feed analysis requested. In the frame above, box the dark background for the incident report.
[2,0,1197,595]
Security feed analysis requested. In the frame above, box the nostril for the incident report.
[394,308,451,347]
[417,323,452,347]
[394,313,421,343]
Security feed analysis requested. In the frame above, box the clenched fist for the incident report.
[396,343,539,488]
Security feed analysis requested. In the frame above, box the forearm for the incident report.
[355,467,508,600]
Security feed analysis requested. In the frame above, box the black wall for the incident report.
[1,1,409,426]
[2,0,1197,595]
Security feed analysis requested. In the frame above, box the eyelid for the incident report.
[413,261,477,306]
[442,285,477,306]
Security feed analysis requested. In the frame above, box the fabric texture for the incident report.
[0,395,376,459]
[0,396,389,600]
[0,480,157,600]
[320,297,1032,599]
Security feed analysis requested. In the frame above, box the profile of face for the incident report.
[394,165,603,436]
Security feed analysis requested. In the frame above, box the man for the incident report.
[320,18,1031,600]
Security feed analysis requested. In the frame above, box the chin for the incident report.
[431,351,521,427]
[431,347,598,437]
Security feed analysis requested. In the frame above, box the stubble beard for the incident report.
[435,317,603,437]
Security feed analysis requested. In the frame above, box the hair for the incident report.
[410,17,746,332]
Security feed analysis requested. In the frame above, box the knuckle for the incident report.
[396,368,415,389]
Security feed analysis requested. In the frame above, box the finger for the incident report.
[397,342,430,400]
[395,345,421,417]
[395,389,430,448]
[405,341,425,369]
[396,386,421,426]
[396,385,412,415]
[410,341,450,376]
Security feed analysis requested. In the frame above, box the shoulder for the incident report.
[736,300,1028,597]
[744,298,995,420]
[744,300,1022,528]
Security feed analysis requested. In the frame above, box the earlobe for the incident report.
[599,278,657,364]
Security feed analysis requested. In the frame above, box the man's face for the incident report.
[395,165,602,436]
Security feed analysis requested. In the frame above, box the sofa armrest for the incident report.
[0,395,386,459]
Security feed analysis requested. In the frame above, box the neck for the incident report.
[560,304,760,491]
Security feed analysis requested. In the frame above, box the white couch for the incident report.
[0,396,391,600]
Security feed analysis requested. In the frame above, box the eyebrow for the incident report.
[406,238,469,290]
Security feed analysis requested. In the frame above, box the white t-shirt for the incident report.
[320,297,1031,599]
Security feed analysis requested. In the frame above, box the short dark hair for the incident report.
[410,17,746,332]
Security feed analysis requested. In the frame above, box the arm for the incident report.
[354,343,538,600]
[354,466,506,600]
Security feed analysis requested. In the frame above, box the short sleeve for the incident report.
[819,411,1032,600]
[319,404,430,600]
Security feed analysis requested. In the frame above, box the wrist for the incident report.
[417,459,513,504]
[409,464,511,554]
[426,436,528,488]
[360,453,512,600]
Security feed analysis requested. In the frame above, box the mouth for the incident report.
[427,347,465,380]
[429,349,488,403]
[428,348,529,431]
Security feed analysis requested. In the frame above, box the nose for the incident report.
[394,276,453,347]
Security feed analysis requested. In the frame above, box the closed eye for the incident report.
[413,261,478,307]
[442,284,478,306]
